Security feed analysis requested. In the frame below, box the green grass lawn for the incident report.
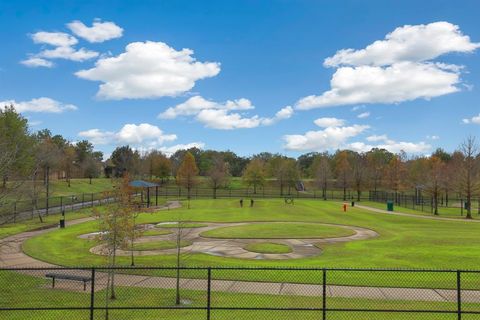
[142,229,172,236]
[244,242,293,254]
[133,240,192,251]
[1,270,479,320]
[360,201,479,219]
[20,198,480,288]
[201,222,354,239]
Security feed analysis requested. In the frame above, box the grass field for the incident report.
[201,222,355,239]
[2,270,478,320]
[133,239,192,251]
[20,198,480,288]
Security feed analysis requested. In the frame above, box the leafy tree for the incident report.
[351,152,367,201]
[110,146,139,177]
[94,174,138,303]
[242,159,266,194]
[176,152,199,208]
[366,148,393,192]
[82,155,101,184]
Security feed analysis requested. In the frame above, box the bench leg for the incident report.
[52,277,55,288]
[84,281,86,291]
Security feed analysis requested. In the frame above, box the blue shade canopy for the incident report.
[129,180,159,188]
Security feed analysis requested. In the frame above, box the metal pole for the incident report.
[90,268,95,320]
[207,268,212,320]
[457,270,461,320]
[13,202,16,223]
[322,269,327,320]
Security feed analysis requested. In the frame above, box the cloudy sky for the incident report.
[1,0,479,158]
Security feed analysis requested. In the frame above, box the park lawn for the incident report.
[21,198,480,288]
[360,201,479,219]
[134,240,192,251]
[142,229,172,236]
[1,270,479,320]
[244,242,293,254]
[49,178,115,196]
[201,222,355,239]
[0,209,93,239]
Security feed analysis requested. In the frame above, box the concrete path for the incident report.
[1,200,479,303]
[87,222,377,260]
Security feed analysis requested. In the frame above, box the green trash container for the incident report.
[387,201,394,212]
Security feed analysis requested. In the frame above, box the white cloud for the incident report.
[75,41,221,99]
[20,57,54,68]
[351,134,431,153]
[313,117,346,128]
[296,62,461,109]
[296,22,478,110]
[160,96,293,130]
[38,46,99,62]
[67,19,123,43]
[366,134,388,142]
[324,22,480,67]
[462,113,480,125]
[159,142,206,156]
[1,97,77,113]
[283,124,369,151]
[426,135,440,140]
[357,111,370,119]
[31,31,78,47]
[159,96,253,119]
[78,123,177,147]
[24,30,99,66]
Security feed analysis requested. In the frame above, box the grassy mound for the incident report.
[244,242,292,254]
[201,222,355,239]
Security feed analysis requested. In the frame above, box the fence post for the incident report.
[90,267,95,320]
[207,267,212,320]
[322,268,327,320]
[457,270,461,320]
[13,202,17,223]
[91,193,94,207]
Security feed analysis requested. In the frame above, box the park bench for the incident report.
[45,273,92,291]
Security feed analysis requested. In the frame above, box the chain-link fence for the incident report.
[1,266,479,319]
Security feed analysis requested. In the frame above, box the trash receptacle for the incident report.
[464,202,469,210]
[387,201,394,212]
[59,219,65,228]
[351,201,355,207]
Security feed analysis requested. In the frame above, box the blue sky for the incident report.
[1,0,479,158]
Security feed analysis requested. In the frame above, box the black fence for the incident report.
[0,191,117,224]
[369,190,480,216]
[1,266,479,319]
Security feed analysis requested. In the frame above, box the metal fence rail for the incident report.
[1,266,479,319]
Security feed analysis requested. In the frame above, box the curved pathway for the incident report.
[88,222,377,260]
[1,200,480,303]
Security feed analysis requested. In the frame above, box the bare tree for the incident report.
[459,136,479,219]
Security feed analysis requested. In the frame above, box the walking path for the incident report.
[1,201,479,303]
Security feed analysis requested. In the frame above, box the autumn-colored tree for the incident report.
[386,153,407,201]
[366,149,393,192]
[425,156,445,215]
[242,159,266,194]
[334,151,351,201]
[207,155,230,199]
[176,152,199,208]
[351,152,367,201]
[312,153,331,199]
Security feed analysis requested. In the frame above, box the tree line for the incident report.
[1,106,479,218]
